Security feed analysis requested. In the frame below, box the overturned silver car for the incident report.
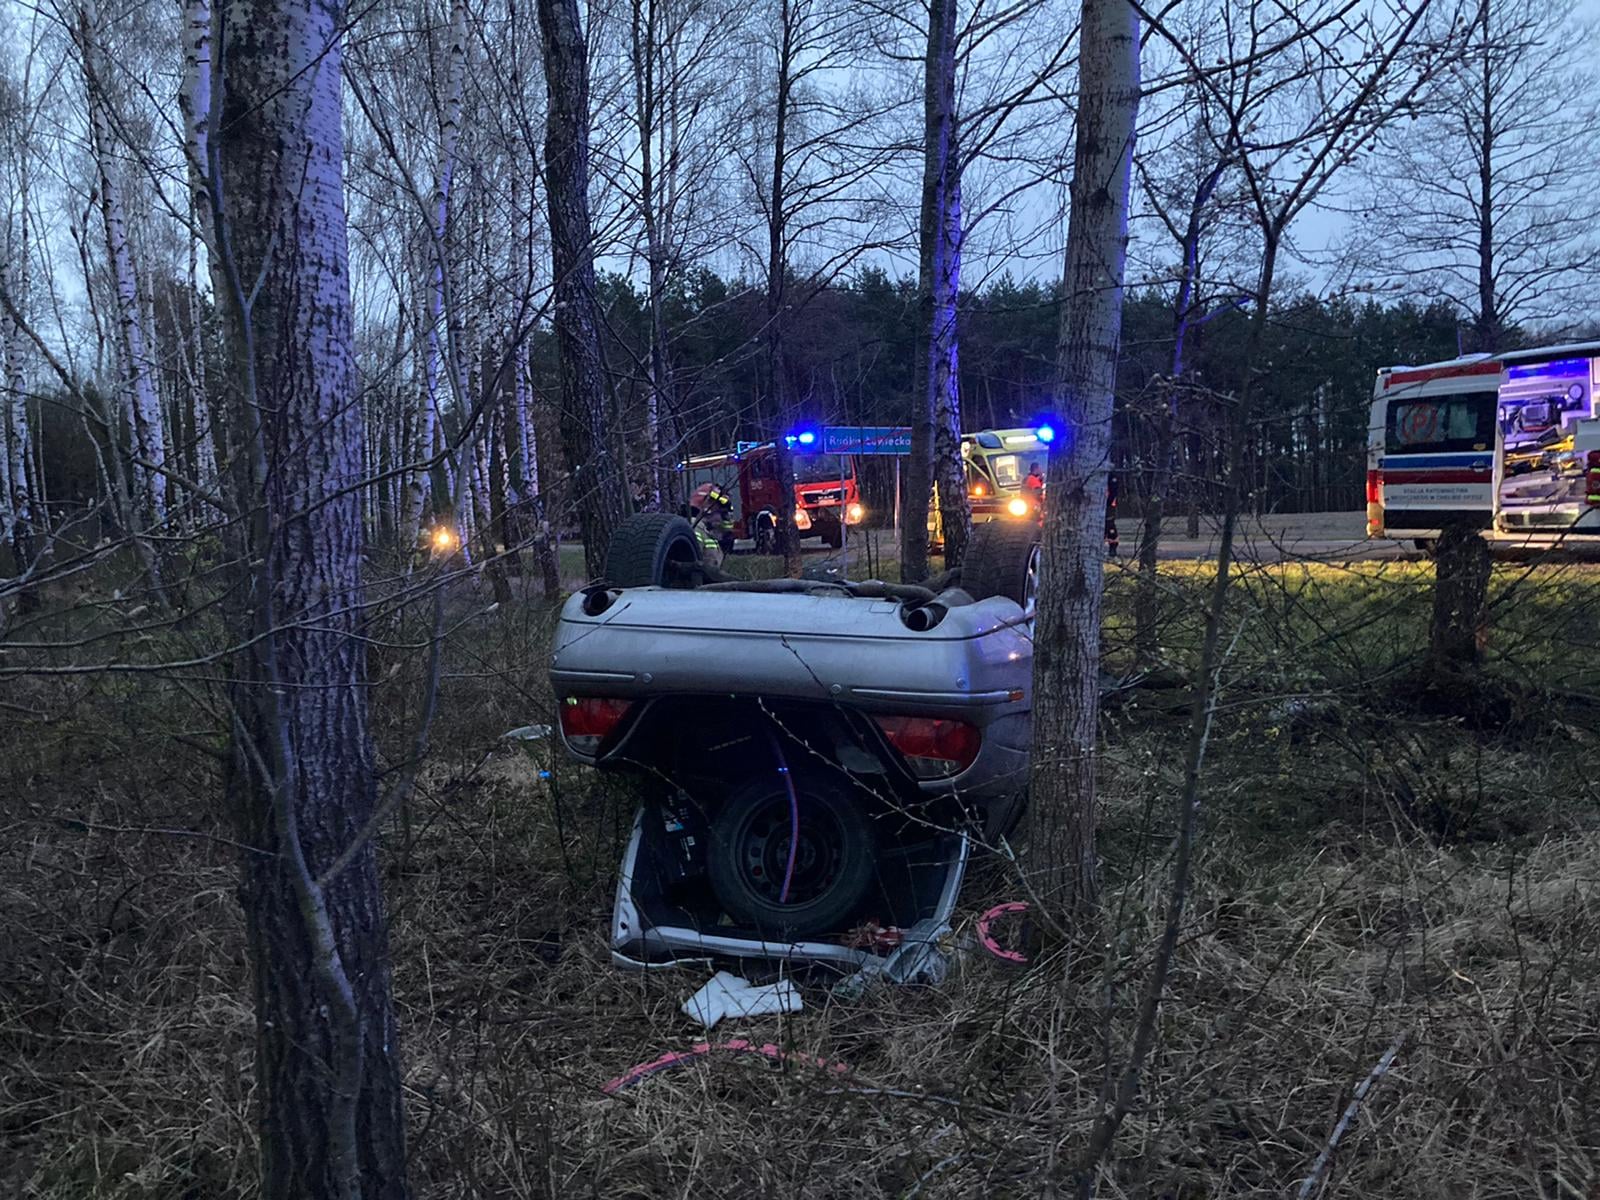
[549,514,1038,970]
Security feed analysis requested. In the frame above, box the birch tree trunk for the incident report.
[905,0,967,579]
[538,0,628,580]
[1,254,36,604]
[1,129,37,593]
[401,0,470,555]
[181,0,212,239]
[1027,0,1140,913]
[207,0,408,1190]
[508,356,530,517]
[472,417,499,577]
[515,344,561,596]
[80,3,166,530]
[0,341,11,543]
[458,434,478,561]
[187,239,221,520]
[179,0,221,528]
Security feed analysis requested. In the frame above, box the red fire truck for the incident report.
[679,441,865,552]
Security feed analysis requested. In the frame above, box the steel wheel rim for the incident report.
[736,797,845,907]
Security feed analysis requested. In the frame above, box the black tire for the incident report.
[962,519,1039,605]
[1414,538,1438,559]
[603,513,702,587]
[707,774,876,937]
[822,522,843,549]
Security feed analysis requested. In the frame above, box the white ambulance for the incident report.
[1368,342,1600,549]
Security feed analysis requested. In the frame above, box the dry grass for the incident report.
[4,562,1600,1197]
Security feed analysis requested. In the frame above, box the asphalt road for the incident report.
[807,512,1418,565]
[1109,512,1416,563]
[568,514,1600,582]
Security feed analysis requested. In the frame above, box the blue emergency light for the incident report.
[785,426,820,450]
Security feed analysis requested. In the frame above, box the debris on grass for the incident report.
[681,971,801,1028]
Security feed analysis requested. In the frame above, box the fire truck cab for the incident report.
[680,441,865,552]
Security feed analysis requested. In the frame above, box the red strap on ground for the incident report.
[976,901,1030,964]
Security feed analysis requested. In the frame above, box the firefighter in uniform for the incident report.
[692,483,737,561]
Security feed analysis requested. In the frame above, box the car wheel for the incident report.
[962,520,1040,606]
[754,520,776,556]
[603,513,702,587]
[822,524,843,549]
[707,773,876,938]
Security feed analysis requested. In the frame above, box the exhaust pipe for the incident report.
[580,586,621,616]
[900,587,976,631]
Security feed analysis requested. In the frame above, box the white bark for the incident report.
[180,0,218,532]
[471,418,495,555]
[458,435,477,563]
[509,340,533,510]
[402,0,470,552]
[519,353,560,597]
[181,0,212,241]
[0,388,12,544]
[141,285,175,501]
[2,360,27,554]
[0,257,24,546]
[188,238,219,516]
[81,2,167,526]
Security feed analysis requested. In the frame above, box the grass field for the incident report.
[3,556,1598,1197]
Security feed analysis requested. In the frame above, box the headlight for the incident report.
[1007,497,1030,517]
[970,482,987,497]
[793,508,812,530]
[846,502,865,524]
[431,526,458,552]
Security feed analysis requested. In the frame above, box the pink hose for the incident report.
[601,1038,852,1095]
[976,901,1030,964]
[765,730,799,904]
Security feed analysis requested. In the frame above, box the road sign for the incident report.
[822,425,913,455]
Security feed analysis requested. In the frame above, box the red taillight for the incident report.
[1366,469,1382,506]
[559,696,631,755]
[874,715,981,779]
[1586,451,1600,506]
